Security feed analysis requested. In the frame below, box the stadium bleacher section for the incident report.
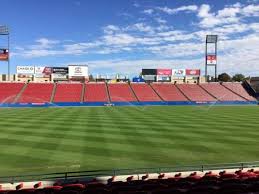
[53,83,83,103]
[151,83,188,101]
[0,82,256,106]
[84,83,108,102]
[177,84,217,102]
[17,83,54,103]
[0,83,24,103]
[222,82,256,101]
[200,83,246,101]
[108,83,137,102]
[131,83,161,102]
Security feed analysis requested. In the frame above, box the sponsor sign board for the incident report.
[172,69,186,77]
[0,49,8,61]
[142,75,156,81]
[157,75,171,81]
[34,67,52,75]
[52,73,68,79]
[52,67,68,74]
[142,69,157,75]
[69,65,88,77]
[207,55,217,65]
[34,67,52,78]
[157,69,172,75]
[16,66,35,74]
[186,69,200,77]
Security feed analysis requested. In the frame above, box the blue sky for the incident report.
[0,0,259,76]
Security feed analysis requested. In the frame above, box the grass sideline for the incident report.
[0,105,258,176]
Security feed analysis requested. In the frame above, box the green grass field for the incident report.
[0,105,259,176]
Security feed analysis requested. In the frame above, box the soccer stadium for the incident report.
[0,0,259,193]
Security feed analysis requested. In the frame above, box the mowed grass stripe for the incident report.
[0,106,259,176]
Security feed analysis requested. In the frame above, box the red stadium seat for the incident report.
[200,83,246,101]
[108,83,137,102]
[151,83,189,101]
[84,83,108,102]
[222,82,256,101]
[130,83,161,102]
[17,83,54,103]
[0,83,24,103]
[177,84,216,102]
[53,83,83,103]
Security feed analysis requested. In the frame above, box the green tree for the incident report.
[88,74,95,81]
[218,73,232,82]
[232,74,245,82]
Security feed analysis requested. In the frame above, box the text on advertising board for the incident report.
[157,69,172,75]
[186,69,200,76]
[52,67,68,74]
[35,67,52,75]
[68,65,88,77]
[16,66,35,74]
[207,55,217,65]
[172,69,186,77]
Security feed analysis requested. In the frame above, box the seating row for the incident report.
[0,82,255,103]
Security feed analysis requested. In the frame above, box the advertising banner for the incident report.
[186,69,200,77]
[0,49,9,61]
[16,66,35,74]
[34,66,52,77]
[157,75,171,81]
[52,74,67,79]
[157,69,172,75]
[68,65,88,77]
[52,67,68,74]
[35,67,52,75]
[142,69,157,75]
[142,75,156,81]
[207,55,217,65]
[172,69,186,77]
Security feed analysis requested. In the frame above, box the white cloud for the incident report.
[197,4,211,18]
[197,3,259,28]
[143,9,154,15]
[155,18,167,24]
[103,33,137,46]
[133,2,140,8]
[103,25,120,34]
[30,38,60,49]
[129,23,154,33]
[242,4,259,16]
[158,5,198,14]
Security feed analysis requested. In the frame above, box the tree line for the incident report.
[218,73,248,82]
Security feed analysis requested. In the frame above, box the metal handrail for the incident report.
[1,161,259,183]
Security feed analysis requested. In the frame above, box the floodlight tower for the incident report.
[0,25,10,81]
[205,35,218,82]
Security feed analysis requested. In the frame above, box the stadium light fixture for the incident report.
[0,25,9,35]
[0,25,10,81]
[206,35,218,43]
